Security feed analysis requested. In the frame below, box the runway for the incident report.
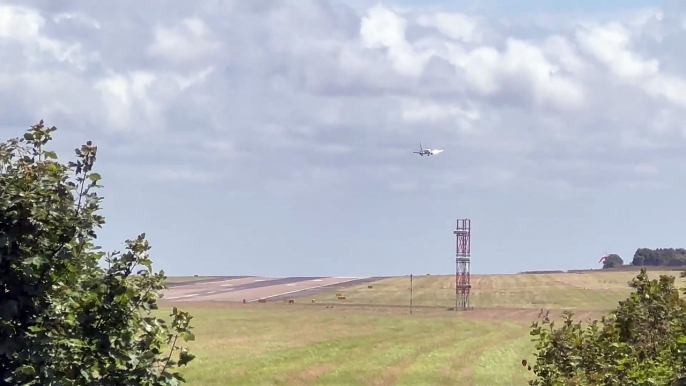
[162,276,373,303]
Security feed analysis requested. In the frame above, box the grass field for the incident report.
[161,269,686,386]
[162,303,539,386]
[294,269,686,310]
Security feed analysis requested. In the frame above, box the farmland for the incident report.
[159,268,686,386]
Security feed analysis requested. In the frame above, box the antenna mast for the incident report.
[454,219,471,310]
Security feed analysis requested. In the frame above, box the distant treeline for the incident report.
[632,248,686,267]
[520,266,686,275]
[518,248,686,275]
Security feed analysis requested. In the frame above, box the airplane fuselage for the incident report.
[413,143,443,156]
[414,149,443,156]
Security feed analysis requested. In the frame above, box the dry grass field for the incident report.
[294,269,686,310]
[161,269,686,386]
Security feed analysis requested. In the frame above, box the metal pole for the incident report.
[455,258,458,311]
[410,274,413,314]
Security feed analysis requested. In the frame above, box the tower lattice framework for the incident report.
[454,219,471,310]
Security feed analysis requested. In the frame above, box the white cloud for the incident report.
[148,18,221,62]
[53,12,101,30]
[416,12,482,43]
[0,6,41,40]
[1,0,686,196]
[576,23,659,79]
[0,5,92,69]
[360,5,431,77]
[576,21,686,108]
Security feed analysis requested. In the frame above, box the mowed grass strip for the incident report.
[391,322,528,386]
[472,334,536,386]
[162,303,535,386]
[299,270,686,310]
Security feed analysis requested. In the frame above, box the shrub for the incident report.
[523,269,686,385]
[0,121,195,385]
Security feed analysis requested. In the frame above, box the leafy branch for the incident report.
[522,269,686,386]
[0,121,196,386]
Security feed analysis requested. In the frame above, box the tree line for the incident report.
[602,248,686,269]
[632,248,686,267]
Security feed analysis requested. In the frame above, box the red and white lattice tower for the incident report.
[454,219,471,310]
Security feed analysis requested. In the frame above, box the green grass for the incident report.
[159,269,686,385]
[161,304,536,386]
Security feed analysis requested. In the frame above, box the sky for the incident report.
[1,0,686,278]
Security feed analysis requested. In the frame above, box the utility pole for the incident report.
[410,274,413,314]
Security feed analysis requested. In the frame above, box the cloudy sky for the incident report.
[2,0,686,277]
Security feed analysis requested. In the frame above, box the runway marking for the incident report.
[253,279,265,282]
[207,291,217,294]
[312,279,323,282]
[286,283,297,286]
[248,278,365,303]
[165,293,200,300]
[221,284,233,287]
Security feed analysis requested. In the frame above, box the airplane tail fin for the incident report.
[420,142,422,151]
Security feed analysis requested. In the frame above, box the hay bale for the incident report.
[337,296,346,300]
[311,299,316,303]
[335,293,342,297]
[367,285,373,289]
[258,298,267,303]
[288,300,294,304]
[242,299,246,304]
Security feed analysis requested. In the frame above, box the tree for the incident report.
[522,269,686,385]
[632,248,686,267]
[602,253,623,269]
[0,121,195,385]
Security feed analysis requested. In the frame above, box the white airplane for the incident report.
[413,143,444,156]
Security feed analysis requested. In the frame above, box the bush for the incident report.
[602,253,623,269]
[0,121,195,385]
[523,269,686,385]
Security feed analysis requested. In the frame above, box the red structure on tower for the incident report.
[454,219,471,310]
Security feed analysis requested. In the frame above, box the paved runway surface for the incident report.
[162,276,372,303]
[166,276,250,288]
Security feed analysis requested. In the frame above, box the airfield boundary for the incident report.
[161,268,686,312]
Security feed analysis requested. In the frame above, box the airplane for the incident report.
[413,142,444,156]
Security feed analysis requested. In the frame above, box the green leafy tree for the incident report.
[632,248,686,267]
[602,253,623,269]
[0,121,195,385]
[522,269,686,385]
